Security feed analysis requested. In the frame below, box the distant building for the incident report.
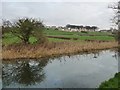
[99,28,118,33]
[99,30,108,32]
[46,24,99,32]
[51,26,57,29]
[58,26,65,31]
[61,24,98,32]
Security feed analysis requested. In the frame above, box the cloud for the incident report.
[1,0,119,2]
[2,2,115,29]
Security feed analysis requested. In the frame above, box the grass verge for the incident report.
[99,72,120,89]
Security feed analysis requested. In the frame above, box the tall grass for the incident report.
[2,41,118,60]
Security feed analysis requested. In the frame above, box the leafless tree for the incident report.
[109,1,120,43]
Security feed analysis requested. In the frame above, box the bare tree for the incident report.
[109,1,120,43]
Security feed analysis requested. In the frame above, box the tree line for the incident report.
[66,24,98,31]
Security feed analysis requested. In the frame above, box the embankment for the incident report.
[2,41,118,60]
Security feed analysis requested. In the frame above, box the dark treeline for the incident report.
[66,24,98,31]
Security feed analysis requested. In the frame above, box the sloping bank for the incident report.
[2,41,118,60]
[99,72,120,89]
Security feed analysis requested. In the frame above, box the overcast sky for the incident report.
[2,1,119,29]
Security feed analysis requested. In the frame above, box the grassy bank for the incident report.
[2,41,118,60]
[99,72,120,89]
[2,29,117,60]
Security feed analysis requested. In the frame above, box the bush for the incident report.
[81,31,88,33]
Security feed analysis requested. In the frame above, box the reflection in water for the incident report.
[2,50,118,88]
[92,52,100,58]
[118,47,120,72]
[3,59,49,87]
[99,48,120,88]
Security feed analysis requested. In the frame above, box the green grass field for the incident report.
[2,29,115,45]
[44,29,115,41]
[99,72,119,89]
[44,28,113,36]
[44,28,115,40]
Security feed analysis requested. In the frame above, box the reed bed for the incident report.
[2,41,118,60]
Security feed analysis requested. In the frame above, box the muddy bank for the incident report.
[2,41,118,60]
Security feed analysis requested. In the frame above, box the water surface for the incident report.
[2,50,118,88]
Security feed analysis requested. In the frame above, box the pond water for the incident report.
[2,50,118,88]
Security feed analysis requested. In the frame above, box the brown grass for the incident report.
[2,41,118,60]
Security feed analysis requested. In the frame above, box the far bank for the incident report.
[2,41,119,60]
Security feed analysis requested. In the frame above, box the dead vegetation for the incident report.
[2,41,118,60]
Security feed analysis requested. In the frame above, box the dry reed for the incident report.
[2,41,118,60]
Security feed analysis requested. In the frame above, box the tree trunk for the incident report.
[23,38,29,44]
